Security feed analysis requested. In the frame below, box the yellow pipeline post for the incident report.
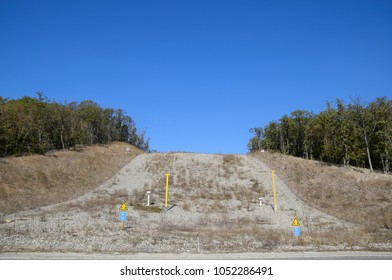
[271,170,277,212]
[165,174,171,208]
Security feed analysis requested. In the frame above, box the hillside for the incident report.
[1,151,391,254]
[0,142,144,215]
[251,151,392,231]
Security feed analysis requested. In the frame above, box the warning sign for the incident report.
[119,203,128,211]
[292,217,300,226]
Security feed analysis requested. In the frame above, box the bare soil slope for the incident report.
[3,152,389,254]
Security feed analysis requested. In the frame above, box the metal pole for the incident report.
[147,191,151,206]
[197,234,200,253]
[165,174,170,208]
[271,170,277,211]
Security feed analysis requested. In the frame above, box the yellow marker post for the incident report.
[271,170,277,212]
[165,174,171,208]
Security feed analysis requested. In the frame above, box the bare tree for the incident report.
[350,97,375,172]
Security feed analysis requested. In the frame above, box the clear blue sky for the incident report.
[1,0,391,154]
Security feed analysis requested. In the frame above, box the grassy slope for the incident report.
[0,142,143,215]
[251,151,392,232]
[1,146,391,250]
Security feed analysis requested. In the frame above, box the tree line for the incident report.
[0,93,150,156]
[248,97,392,174]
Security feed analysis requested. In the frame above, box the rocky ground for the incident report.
[0,152,386,254]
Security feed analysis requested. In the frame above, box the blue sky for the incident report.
[1,0,391,154]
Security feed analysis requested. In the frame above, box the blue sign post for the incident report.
[119,203,129,230]
[293,226,301,237]
[119,211,127,221]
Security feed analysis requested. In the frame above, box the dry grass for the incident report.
[134,204,162,213]
[252,151,392,232]
[3,148,391,253]
[0,142,144,215]
[136,153,267,216]
[222,154,243,178]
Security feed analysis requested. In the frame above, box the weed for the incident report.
[181,200,191,211]
[134,204,162,213]
[297,236,305,246]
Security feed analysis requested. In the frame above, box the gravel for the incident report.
[0,153,368,254]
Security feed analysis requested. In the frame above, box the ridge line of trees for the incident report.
[0,92,150,156]
[248,97,392,174]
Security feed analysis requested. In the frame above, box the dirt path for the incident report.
[0,153,359,254]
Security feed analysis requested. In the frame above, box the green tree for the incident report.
[248,97,392,173]
[0,94,151,156]
[368,97,392,173]
[248,127,264,152]
[350,98,376,172]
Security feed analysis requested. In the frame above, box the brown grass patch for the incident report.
[0,142,143,215]
[252,151,392,231]
[133,204,162,213]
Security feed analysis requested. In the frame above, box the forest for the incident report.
[248,97,392,174]
[0,93,150,156]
